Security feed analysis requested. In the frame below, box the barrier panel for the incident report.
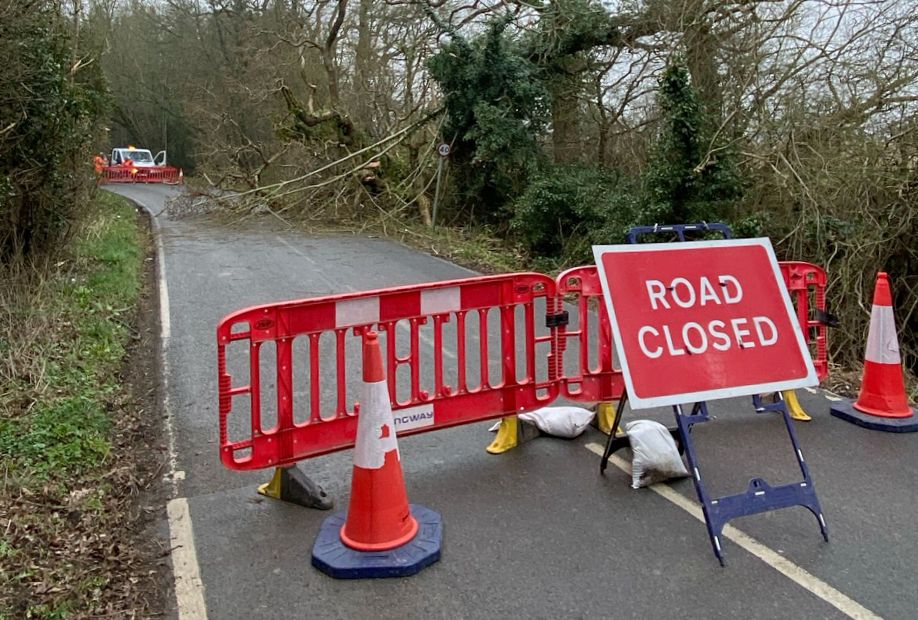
[779,261,830,381]
[218,273,559,470]
[99,165,182,185]
[554,266,623,403]
[552,261,829,399]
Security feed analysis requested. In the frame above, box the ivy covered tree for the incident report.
[0,1,107,262]
[427,18,549,224]
[642,62,742,225]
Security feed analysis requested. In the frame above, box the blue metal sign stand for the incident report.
[600,393,828,565]
[598,223,830,565]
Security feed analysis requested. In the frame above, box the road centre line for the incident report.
[583,442,882,620]
[275,235,340,290]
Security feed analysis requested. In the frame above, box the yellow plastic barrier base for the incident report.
[257,466,333,509]
[594,402,621,435]
[783,389,812,422]
[257,468,284,499]
[486,415,542,454]
[487,416,520,454]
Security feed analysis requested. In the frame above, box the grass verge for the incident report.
[0,191,165,618]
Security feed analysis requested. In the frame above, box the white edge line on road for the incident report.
[167,498,208,619]
[125,193,205,619]
[583,442,882,620]
[139,197,181,491]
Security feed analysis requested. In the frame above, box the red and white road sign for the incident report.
[592,238,818,409]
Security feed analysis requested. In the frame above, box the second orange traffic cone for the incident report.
[853,273,912,417]
[831,272,917,432]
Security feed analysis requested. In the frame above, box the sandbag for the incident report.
[625,420,689,489]
[488,406,595,438]
[518,406,595,438]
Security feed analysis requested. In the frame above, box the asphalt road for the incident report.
[109,184,918,620]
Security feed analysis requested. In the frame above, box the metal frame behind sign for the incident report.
[596,224,828,566]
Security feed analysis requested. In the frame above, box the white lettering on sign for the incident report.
[710,320,730,351]
[638,326,663,359]
[634,272,775,359]
[721,275,743,303]
[392,404,435,432]
[754,316,778,346]
[636,316,780,359]
[646,275,743,310]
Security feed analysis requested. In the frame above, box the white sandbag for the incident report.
[625,420,689,489]
[518,406,595,438]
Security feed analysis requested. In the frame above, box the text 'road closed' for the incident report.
[637,275,779,359]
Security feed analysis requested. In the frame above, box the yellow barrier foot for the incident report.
[257,465,333,509]
[592,402,621,435]
[783,390,813,422]
[486,416,541,454]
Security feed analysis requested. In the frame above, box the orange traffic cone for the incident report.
[311,331,442,578]
[831,272,917,432]
[340,331,418,550]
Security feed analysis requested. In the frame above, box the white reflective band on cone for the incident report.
[353,379,400,469]
[864,305,901,364]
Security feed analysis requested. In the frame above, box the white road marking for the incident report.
[167,498,208,619]
[128,192,204,619]
[584,442,882,620]
[395,319,458,360]
[134,197,181,491]
[274,235,339,290]
[157,233,171,342]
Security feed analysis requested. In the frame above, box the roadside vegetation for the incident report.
[2,4,163,613]
[92,0,918,383]
[0,192,163,617]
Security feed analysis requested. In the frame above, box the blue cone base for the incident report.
[311,504,442,579]
[830,399,918,433]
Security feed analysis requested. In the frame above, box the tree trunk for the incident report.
[684,18,722,116]
[353,0,373,127]
[551,84,582,164]
[323,50,340,107]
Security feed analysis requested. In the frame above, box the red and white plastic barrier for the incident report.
[779,261,829,381]
[217,263,831,470]
[217,273,559,470]
[99,165,183,185]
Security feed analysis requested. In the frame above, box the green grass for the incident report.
[0,192,141,485]
[0,191,145,617]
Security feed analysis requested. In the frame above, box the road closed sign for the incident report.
[593,238,818,408]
